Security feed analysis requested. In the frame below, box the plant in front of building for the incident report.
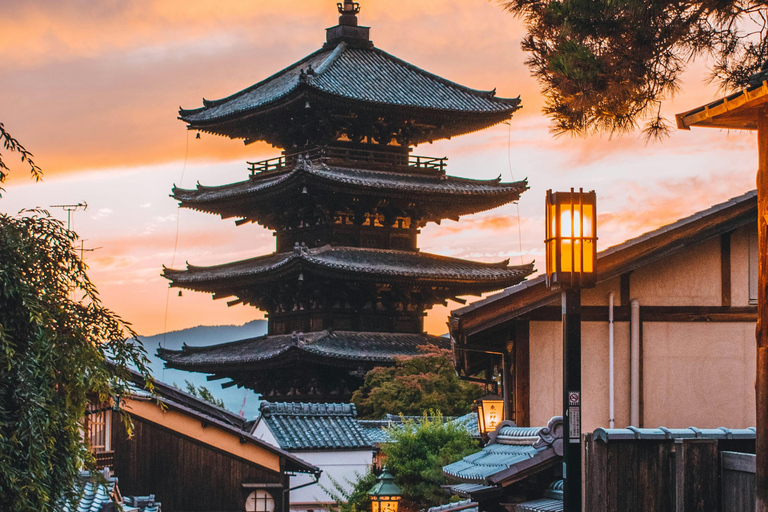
[322,469,378,512]
[381,413,478,511]
[0,126,152,512]
[351,346,483,419]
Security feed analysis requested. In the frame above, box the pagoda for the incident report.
[159,1,533,403]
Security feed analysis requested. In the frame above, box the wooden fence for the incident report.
[584,435,755,511]
[721,451,756,512]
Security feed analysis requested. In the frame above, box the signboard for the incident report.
[568,391,580,442]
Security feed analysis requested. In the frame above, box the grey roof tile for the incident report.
[164,245,533,286]
[259,401,374,450]
[159,330,451,369]
[427,499,478,512]
[180,44,519,124]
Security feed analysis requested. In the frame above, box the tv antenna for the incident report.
[79,239,102,260]
[50,202,88,231]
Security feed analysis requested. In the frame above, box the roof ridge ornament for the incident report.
[338,1,361,16]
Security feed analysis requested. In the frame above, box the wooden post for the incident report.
[757,111,768,512]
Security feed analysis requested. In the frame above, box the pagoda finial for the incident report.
[337,1,360,27]
[338,1,361,15]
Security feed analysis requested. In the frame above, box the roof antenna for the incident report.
[50,201,87,231]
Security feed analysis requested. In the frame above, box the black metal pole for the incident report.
[562,288,582,511]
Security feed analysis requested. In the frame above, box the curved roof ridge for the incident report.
[367,46,518,105]
[179,47,330,116]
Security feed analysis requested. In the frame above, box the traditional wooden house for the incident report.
[158,0,533,403]
[450,190,758,432]
[251,402,376,512]
[85,375,320,512]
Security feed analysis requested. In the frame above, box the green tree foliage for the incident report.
[321,470,378,512]
[351,346,483,420]
[381,414,479,511]
[183,380,226,409]
[0,130,152,511]
[499,0,768,139]
[0,122,41,193]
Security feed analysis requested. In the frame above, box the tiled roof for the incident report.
[172,159,527,220]
[514,499,562,512]
[258,401,374,450]
[163,245,533,290]
[443,417,563,486]
[159,330,451,370]
[427,499,478,512]
[180,43,519,125]
[450,413,481,439]
[592,426,756,443]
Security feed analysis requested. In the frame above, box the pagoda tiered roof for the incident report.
[179,38,520,145]
[159,330,450,371]
[163,244,533,297]
[158,330,452,401]
[172,156,528,226]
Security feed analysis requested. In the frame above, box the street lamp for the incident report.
[475,395,505,435]
[369,467,401,512]
[545,188,597,512]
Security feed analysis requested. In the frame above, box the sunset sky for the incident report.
[0,0,761,337]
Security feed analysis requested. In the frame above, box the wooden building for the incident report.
[450,191,758,431]
[86,375,320,512]
[159,0,533,403]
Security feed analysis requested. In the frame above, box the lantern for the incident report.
[545,189,598,290]
[369,467,401,512]
[475,395,504,435]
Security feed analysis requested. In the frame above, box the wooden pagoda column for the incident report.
[758,110,768,512]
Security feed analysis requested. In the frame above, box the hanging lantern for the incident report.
[369,467,401,512]
[545,189,598,290]
[475,394,505,435]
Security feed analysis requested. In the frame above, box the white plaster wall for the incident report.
[529,319,630,433]
[630,237,722,306]
[730,224,754,307]
[642,322,756,428]
[252,420,281,448]
[289,450,374,507]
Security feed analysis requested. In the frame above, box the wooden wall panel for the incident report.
[112,416,285,512]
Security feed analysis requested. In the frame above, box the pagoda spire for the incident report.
[327,0,370,47]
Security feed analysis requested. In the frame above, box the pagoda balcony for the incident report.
[248,146,447,178]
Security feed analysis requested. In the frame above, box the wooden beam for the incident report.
[756,109,768,512]
[514,321,530,427]
[722,232,732,307]
[621,272,631,306]
[519,305,756,323]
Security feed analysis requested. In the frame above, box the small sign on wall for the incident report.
[568,391,581,442]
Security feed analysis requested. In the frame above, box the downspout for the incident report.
[608,292,615,429]
[630,298,641,427]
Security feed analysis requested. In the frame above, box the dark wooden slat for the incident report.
[722,451,757,473]
[621,272,632,306]
[514,321,530,427]
[722,232,732,307]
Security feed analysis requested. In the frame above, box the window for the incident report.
[750,228,759,305]
[85,403,111,452]
[245,490,275,512]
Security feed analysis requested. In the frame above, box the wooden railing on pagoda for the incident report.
[248,146,447,177]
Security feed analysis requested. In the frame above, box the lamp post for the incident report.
[369,467,401,512]
[544,188,597,512]
[475,395,505,436]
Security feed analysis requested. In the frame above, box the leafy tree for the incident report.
[183,380,226,409]
[321,469,378,512]
[499,0,768,139]
[381,414,479,511]
[0,122,41,193]
[351,346,483,419]
[0,127,152,511]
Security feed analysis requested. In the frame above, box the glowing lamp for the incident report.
[475,395,504,434]
[545,189,598,290]
[369,467,401,512]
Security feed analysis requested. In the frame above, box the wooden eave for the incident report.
[451,191,757,339]
[676,80,768,131]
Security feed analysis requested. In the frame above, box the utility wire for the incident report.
[507,121,524,265]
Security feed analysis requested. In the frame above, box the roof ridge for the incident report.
[180,47,329,116]
[314,41,347,76]
[365,46,519,105]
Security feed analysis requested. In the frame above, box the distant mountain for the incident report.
[137,320,268,418]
